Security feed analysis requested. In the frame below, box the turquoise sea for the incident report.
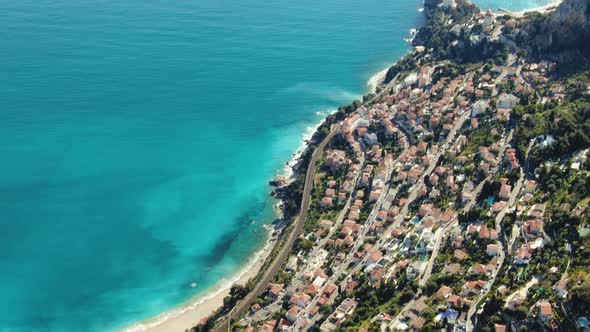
[0,0,553,331]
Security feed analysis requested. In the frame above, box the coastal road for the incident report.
[212,124,340,332]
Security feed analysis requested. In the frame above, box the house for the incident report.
[495,324,507,332]
[370,267,387,283]
[413,317,426,330]
[320,298,358,332]
[369,190,380,202]
[419,203,434,217]
[554,279,569,299]
[472,100,489,116]
[287,306,302,322]
[364,133,378,146]
[436,285,453,299]
[515,246,532,265]
[290,293,311,308]
[454,249,468,260]
[262,320,277,332]
[325,149,347,171]
[498,93,519,109]
[323,283,338,297]
[523,219,544,240]
[492,201,507,214]
[319,219,333,230]
[344,235,355,247]
[278,318,291,331]
[506,293,526,311]
[307,276,326,295]
[538,301,554,323]
[447,294,463,308]
[486,243,500,256]
[366,250,383,265]
[441,308,460,324]
[526,180,537,193]
[418,66,431,87]
[444,263,461,275]
[462,280,486,296]
[340,226,353,237]
[499,184,512,200]
[410,88,423,100]
[469,263,489,276]
[267,283,283,299]
[496,108,511,121]
[528,203,547,218]
[406,260,423,280]
[440,0,457,9]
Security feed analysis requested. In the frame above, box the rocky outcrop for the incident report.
[547,0,590,46]
[550,0,590,29]
[533,0,590,60]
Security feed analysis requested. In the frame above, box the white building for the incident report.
[472,100,489,116]
[498,93,519,109]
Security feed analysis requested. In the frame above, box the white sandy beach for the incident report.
[121,237,275,332]
[496,0,563,17]
[282,115,334,181]
[367,67,389,93]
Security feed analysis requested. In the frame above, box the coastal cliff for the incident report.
[522,0,590,69]
[546,0,590,46]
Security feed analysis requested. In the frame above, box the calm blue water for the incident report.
[0,0,551,331]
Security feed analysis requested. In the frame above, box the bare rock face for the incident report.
[550,0,589,26]
[543,0,590,49]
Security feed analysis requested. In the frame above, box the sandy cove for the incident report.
[121,237,275,332]
[496,0,563,17]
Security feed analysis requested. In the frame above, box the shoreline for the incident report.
[120,232,275,332]
[495,0,562,17]
[367,67,389,94]
[121,63,397,332]
[119,70,383,332]
[281,112,337,182]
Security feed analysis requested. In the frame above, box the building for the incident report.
[538,301,554,323]
[483,10,495,28]
[440,0,457,8]
[554,279,569,299]
[364,133,378,146]
[319,299,358,332]
[499,184,512,200]
[325,149,347,171]
[498,93,519,109]
[486,243,500,256]
[287,306,302,322]
[472,100,489,116]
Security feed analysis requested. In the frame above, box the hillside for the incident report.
[523,0,590,70]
